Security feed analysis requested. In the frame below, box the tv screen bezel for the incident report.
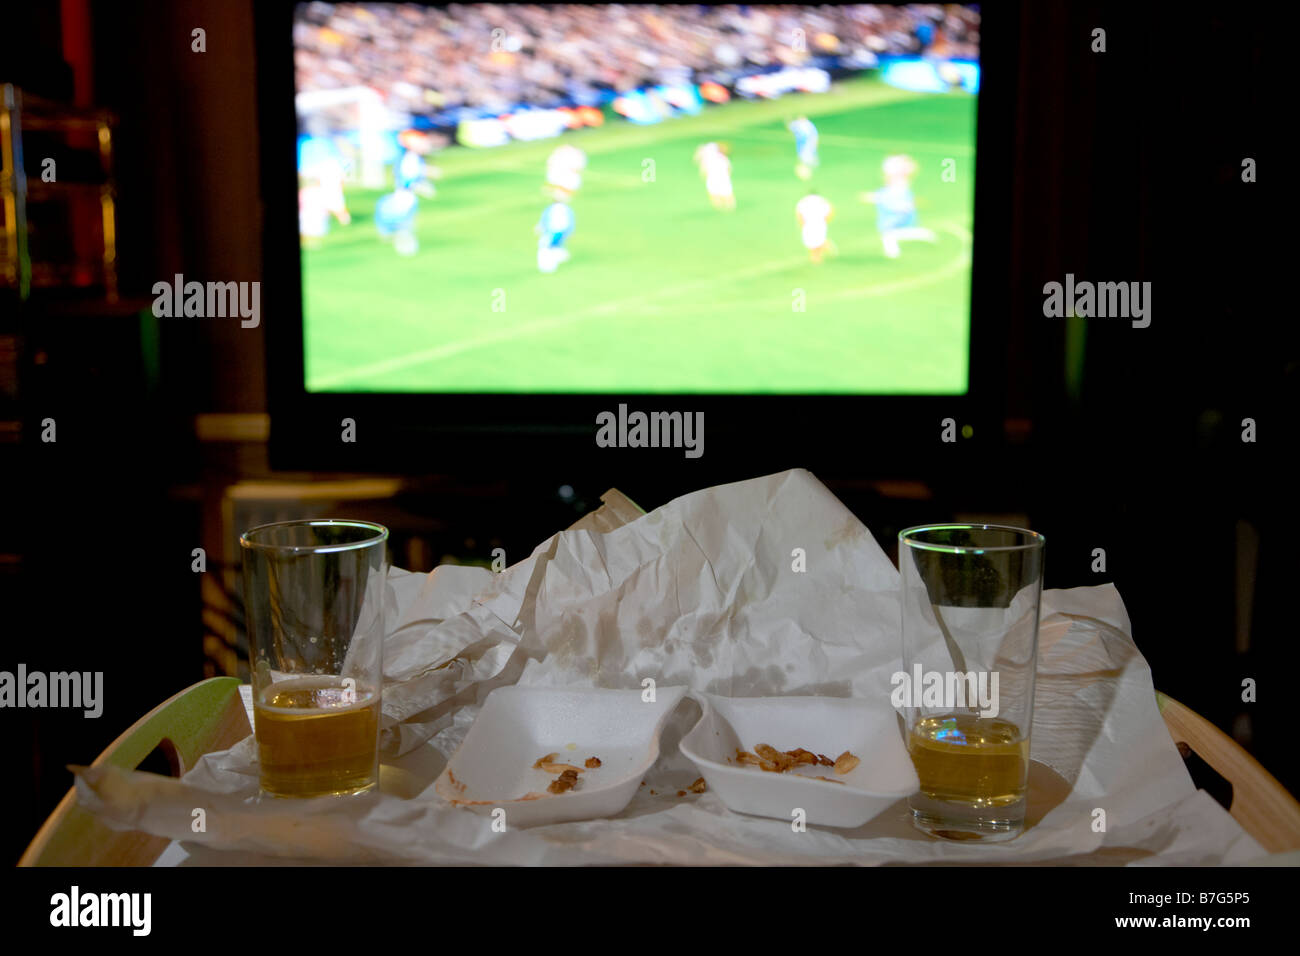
[256,1,1017,477]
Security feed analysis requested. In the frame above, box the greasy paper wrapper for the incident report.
[75,470,1264,865]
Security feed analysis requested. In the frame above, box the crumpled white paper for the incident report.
[74,469,1265,865]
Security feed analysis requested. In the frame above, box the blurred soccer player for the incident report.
[546,144,587,200]
[316,156,352,224]
[535,199,575,273]
[298,183,331,245]
[374,187,419,256]
[788,116,819,180]
[796,191,835,264]
[298,156,351,244]
[396,130,441,198]
[860,154,935,259]
[694,141,735,211]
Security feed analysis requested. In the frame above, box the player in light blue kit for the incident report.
[788,115,819,180]
[535,200,575,273]
[860,154,936,259]
[374,187,419,256]
[395,129,440,198]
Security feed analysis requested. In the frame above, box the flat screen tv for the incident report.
[257,3,1012,475]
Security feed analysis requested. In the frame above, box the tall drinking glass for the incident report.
[240,520,389,797]
[898,524,1045,841]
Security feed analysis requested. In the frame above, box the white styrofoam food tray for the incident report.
[434,684,688,827]
[679,693,919,828]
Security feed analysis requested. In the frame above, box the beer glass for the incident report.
[898,524,1045,841]
[240,520,389,797]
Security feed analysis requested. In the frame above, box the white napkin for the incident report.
[74,469,1263,865]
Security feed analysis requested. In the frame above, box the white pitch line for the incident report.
[310,224,970,389]
[310,248,832,389]
[311,221,971,388]
[302,178,649,252]
[607,223,972,316]
[735,128,974,155]
[427,85,928,178]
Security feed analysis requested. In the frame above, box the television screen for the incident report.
[292,3,980,396]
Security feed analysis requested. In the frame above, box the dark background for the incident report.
[1,1,1289,866]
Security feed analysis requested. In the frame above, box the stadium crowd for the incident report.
[294,3,980,115]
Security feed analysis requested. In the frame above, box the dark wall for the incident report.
[93,0,266,414]
[1,1,1290,864]
[1003,3,1289,791]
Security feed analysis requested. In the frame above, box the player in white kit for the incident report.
[796,192,834,264]
[694,141,734,211]
[298,156,351,244]
[315,157,351,224]
[546,144,587,200]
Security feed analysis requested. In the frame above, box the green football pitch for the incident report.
[302,76,975,394]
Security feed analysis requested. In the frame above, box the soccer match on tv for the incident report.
[293,4,980,395]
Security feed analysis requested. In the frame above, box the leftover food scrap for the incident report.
[736,744,860,777]
[534,752,602,794]
[676,777,709,796]
[547,768,580,794]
